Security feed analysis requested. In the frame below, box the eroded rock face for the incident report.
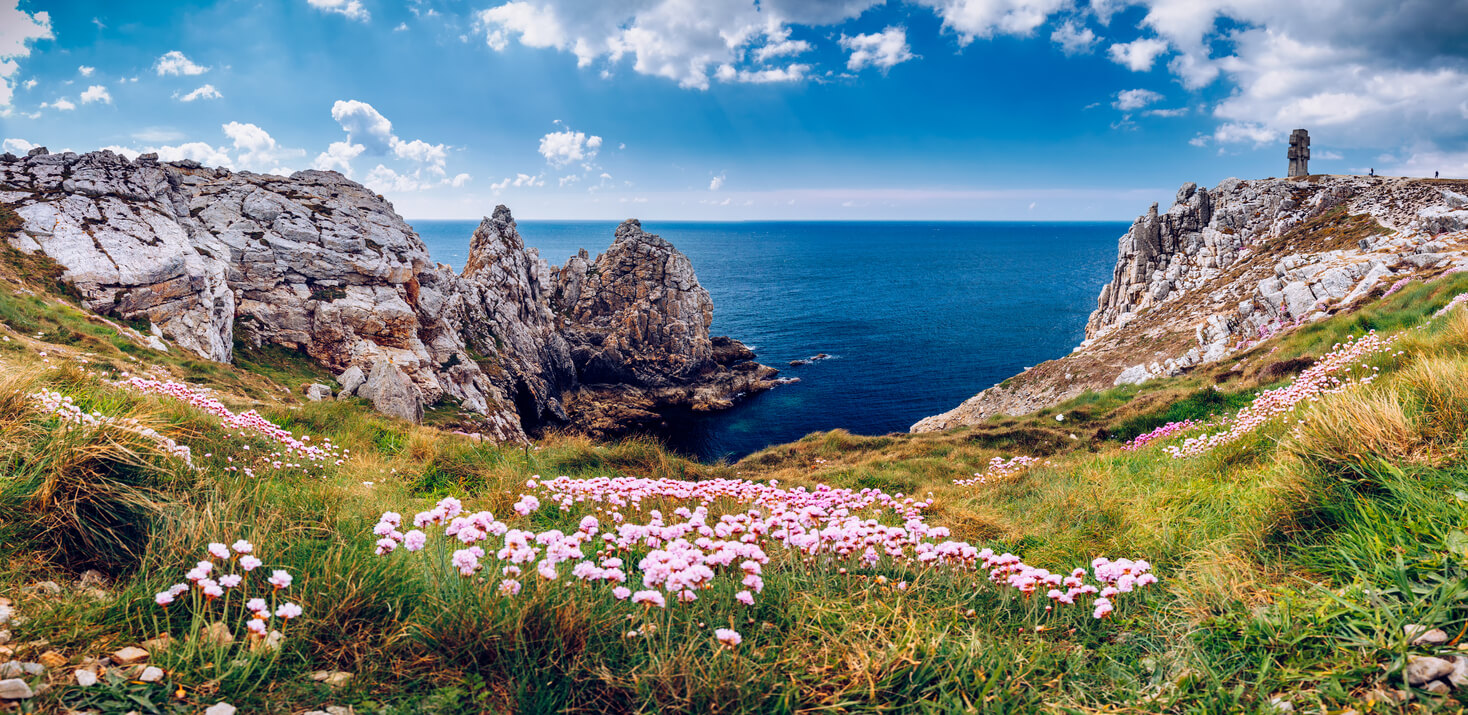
[549,223,781,435]
[913,174,1468,433]
[0,149,776,441]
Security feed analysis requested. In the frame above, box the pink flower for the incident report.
[246,598,268,615]
[245,619,267,636]
[498,579,522,596]
[715,628,742,647]
[735,590,754,605]
[231,539,254,554]
[268,570,293,590]
[168,583,189,597]
[613,586,631,600]
[631,590,666,608]
[208,543,230,559]
[1093,597,1113,619]
[375,537,397,555]
[239,555,262,571]
[219,574,242,588]
[154,591,175,606]
[275,603,303,619]
[403,530,427,551]
[202,582,224,599]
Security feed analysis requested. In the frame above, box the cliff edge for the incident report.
[0,147,780,440]
[913,174,1468,433]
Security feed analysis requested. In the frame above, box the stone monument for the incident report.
[1287,129,1310,177]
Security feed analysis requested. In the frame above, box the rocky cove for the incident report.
[0,147,782,443]
[915,173,1468,432]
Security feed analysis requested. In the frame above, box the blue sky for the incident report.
[2,0,1467,220]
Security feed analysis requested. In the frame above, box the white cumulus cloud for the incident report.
[78,65,94,76]
[312,140,365,176]
[1050,20,1097,55]
[0,3,52,108]
[177,84,221,102]
[79,84,110,104]
[1113,88,1161,111]
[1108,37,1169,71]
[307,0,370,22]
[154,50,209,76]
[709,173,724,191]
[223,121,307,174]
[3,137,35,154]
[539,124,602,167]
[330,99,395,153]
[476,0,879,90]
[491,173,545,191]
[911,0,1068,45]
[839,27,915,71]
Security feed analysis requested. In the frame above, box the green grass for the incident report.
[3,273,1468,712]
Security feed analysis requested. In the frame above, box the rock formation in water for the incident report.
[913,174,1468,433]
[0,147,780,440]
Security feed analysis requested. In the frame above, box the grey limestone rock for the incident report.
[363,357,422,423]
[0,678,32,699]
[1,150,777,442]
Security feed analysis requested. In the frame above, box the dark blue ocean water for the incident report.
[412,219,1124,462]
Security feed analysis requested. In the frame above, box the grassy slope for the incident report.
[3,215,1468,711]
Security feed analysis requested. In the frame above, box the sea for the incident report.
[412,219,1126,462]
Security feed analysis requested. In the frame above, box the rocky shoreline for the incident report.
[914,174,1468,433]
[0,147,781,441]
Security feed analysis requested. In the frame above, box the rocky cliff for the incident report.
[913,174,1468,433]
[0,147,779,441]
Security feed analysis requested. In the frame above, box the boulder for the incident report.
[305,383,333,401]
[336,366,366,398]
[363,358,423,423]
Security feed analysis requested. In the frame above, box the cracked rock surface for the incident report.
[1,148,777,441]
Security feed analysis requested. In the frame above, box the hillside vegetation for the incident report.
[3,232,1468,712]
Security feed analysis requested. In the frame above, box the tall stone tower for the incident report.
[1288,129,1310,177]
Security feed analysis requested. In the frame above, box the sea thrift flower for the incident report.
[268,570,293,590]
[240,555,262,571]
[715,628,742,647]
[246,619,268,636]
[275,603,303,620]
[613,586,632,600]
[154,591,175,606]
[1093,597,1114,619]
[208,543,230,559]
[403,530,427,551]
[736,590,754,605]
[246,598,268,615]
[498,579,522,596]
[232,540,254,554]
[632,590,666,608]
[219,574,242,588]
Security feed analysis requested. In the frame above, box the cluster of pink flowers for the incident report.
[985,553,1157,618]
[1382,278,1412,298]
[953,455,1046,486]
[29,389,194,465]
[153,539,301,645]
[119,378,345,475]
[1232,315,1309,353]
[1434,293,1468,318]
[1122,419,1206,452]
[1166,331,1400,458]
[375,475,1157,626]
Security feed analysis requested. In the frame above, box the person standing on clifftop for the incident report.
[1436,171,1440,178]
[1369,168,1375,177]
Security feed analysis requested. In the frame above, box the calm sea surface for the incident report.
[412,219,1125,462]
